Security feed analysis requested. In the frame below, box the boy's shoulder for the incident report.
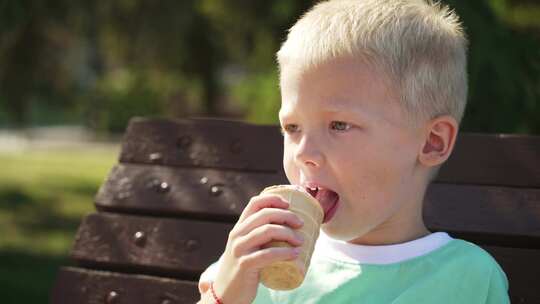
[442,238,502,269]
[436,238,508,283]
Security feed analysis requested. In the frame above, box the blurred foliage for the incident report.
[450,0,540,133]
[0,147,118,302]
[232,70,282,124]
[0,0,539,133]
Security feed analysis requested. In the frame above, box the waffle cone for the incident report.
[259,185,324,290]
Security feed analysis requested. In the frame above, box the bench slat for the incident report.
[50,267,199,304]
[120,117,282,172]
[119,118,540,187]
[439,133,540,188]
[95,164,284,221]
[72,213,229,279]
[483,246,540,304]
[95,164,540,246]
[70,214,539,303]
[424,183,540,248]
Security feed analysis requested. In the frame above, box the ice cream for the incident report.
[259,185,324,290]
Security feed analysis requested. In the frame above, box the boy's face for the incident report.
[279,57,428,244]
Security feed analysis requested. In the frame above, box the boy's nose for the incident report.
[294,136,324,169]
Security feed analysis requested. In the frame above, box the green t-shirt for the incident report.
[200,232,509,303]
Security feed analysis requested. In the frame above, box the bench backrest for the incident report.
[51,117,540,303]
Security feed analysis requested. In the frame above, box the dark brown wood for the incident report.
[95,164,540,247]
[119,117,283,172]
[68,212,540,303]
[424,183,540,248]
[50,267,199,304]
[95,164,285,221]
[119,118,540,187]
[438,133,540,188]
[52,118,540,303]
[483,246,540,303]
[71,213,231,279]
[72,212,539,282]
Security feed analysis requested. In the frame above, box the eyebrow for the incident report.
[322,105,352,114]
[279,102,368,121]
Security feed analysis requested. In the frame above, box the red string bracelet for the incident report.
[210,281,224,304]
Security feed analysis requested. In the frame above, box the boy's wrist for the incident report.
[210,281,224,304]
[200,289,217,304]
[208,281,254,304]
[200,286,233,304]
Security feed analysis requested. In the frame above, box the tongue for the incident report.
[314,189,338,219]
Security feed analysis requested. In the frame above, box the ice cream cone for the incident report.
[259,185,324,290]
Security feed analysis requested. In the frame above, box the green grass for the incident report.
[0,146,119,303]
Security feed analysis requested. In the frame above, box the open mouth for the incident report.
[306,186,339,224]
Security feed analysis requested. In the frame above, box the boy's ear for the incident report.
[418,115,458,168]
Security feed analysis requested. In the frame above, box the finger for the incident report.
[237,194,289,223]
[234,208,303,238]
[234,224,304,257]
[238,246,301,272]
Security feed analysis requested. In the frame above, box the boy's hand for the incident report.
[202,194,304,304]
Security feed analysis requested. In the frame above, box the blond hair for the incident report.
[277,0,468,125]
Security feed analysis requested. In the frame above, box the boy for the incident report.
[198,0,510,303]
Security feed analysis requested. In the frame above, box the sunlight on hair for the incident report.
[277,0,468,126]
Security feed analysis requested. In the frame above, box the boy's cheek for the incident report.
[282,154,299,182]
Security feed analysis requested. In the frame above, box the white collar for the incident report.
[314,230,453,265]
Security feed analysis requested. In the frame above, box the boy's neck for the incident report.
[348,186,431,246]
[348,220,430,246]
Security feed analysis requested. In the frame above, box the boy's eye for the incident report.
[330,121,351,131]
[282,124,299,134]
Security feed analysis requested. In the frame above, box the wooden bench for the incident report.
[50,117,540,303]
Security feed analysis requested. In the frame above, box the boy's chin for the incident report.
[321,224,359,242]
